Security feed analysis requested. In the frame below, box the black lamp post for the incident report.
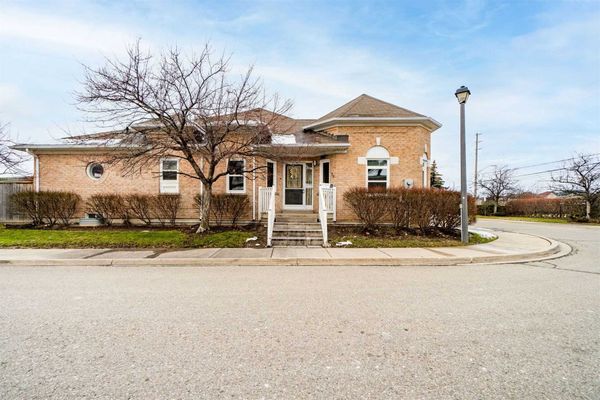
[455,85,471,244]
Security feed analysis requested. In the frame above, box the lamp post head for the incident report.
[455,85,471,104]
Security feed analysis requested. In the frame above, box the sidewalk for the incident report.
[0,229,569,266]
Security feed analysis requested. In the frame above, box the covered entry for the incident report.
[283,162,313,210]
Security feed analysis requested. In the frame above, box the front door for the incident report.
[284,163,313,209]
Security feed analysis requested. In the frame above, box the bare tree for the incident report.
[551,153,600,219]
[75,41,293,231]
[478,165,517,214]
[0,122,23,174]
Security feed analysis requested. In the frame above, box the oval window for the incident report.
[87,163,104,180]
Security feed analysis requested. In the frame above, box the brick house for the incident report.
[14,94,440,244]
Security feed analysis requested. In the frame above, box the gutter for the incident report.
[302,117,442,132]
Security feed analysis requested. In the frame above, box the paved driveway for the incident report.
[0,221,599,399]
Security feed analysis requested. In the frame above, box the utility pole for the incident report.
[473,133,481,200]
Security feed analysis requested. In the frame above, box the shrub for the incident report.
[194,193,250,227]
[468,195,477,223]
[151,194,181,226]
[505,197,586,218]
[127,194,153,225]
[345,186,469,233]
[87,194,129,225]
[343,187,389,230]
[386,189,410,231]
[51,192,81,226]
[411,189,435,232]
[432,190,462,230]
[10,191,42,225]
[10,190,80,226]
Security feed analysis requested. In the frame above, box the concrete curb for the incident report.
[0,238,567,267]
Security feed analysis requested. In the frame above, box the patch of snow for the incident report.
[246,236,258,242]
[468,228,497,239]
[271,134,296,145]
[336,240,352,247]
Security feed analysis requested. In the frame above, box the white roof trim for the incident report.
[303,116,442,132]
[11,143,136,152]
[257,143,350,148]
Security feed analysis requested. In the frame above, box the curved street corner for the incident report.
[0,220,598,399]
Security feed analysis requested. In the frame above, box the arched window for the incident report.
[365,146,390,190]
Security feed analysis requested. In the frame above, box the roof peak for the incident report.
[309,93,427,124]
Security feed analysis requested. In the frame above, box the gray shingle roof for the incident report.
[311,94,426,124]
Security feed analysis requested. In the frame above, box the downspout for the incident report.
[27,149,40,192]
[252,157,256,221]
[35,156,40,192]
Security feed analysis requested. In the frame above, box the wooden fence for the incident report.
[0,178,33,223]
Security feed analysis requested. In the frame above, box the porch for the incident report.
[258,174,337,247]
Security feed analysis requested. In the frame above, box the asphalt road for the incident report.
[0,220,598,399]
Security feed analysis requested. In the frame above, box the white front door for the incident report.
[283,162,313,210]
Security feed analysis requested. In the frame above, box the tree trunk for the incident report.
[586,200,591,220]
[493,201,498,214]
[196,183,213,233]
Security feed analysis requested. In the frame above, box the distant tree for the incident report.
[478,165,517,214]
[430,160,445,189]
[551,153,600,219]
[76,41,292,231]
[0,122,23,174]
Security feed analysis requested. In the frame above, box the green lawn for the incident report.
[478,215,569,224]
[330,232,495,248]
[0,227,255,249]
[0,227,494,249]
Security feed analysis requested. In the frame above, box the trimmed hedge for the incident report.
[151,194,181,226]
[10,191,81,226]
[343,187,475,232]
[194,193,250,227]
[126,194,153,225]
[505,197,586,218]
[87,194,129,226]
[87,193,181,226]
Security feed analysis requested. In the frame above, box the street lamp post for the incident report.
[455,85,471,244]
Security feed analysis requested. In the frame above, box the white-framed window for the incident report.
[365,145,390,191]
[227,159,245,193]
[160,158,179,193]
[367,159,389,190]
[320,159,330,185]
[266,160,276,189]
[86,162,104,180]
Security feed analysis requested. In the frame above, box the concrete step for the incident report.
[273,224,322,232]
[272,230,322,238]
[276,217,319,223]
[271,236,324,246]
[273,222,321,227]
[263,223,322,229]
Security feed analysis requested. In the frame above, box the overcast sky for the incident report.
[1,0,599,189]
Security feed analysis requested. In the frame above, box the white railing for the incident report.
[258,187,273,215]
[321,186,337,221]
[318,189,329,247]
[266,187,276,247]
[318,186,336,247]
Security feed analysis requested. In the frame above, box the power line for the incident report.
[514,167,565,178]
[480,153,600,178]
[509,153,600,171]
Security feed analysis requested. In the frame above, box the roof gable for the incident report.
[313,94,426,123]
